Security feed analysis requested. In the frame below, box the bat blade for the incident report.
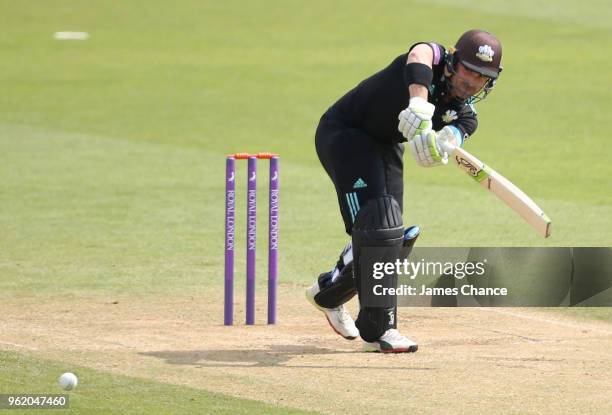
[450,147,552,238]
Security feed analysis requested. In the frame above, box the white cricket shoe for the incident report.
[305,282,359,340]
[363,329,418,353]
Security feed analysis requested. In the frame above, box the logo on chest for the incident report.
[441,109,458,124]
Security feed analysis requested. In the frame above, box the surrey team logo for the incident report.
[476,45,494,62]
[442,109,458,123]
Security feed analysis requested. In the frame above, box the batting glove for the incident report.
[409,126,458,168]
[398,97,436,141]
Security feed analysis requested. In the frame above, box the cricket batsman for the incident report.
[306,30,503,352]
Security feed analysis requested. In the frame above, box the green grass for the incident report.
[0,351,318,414]
[1,1,611,296]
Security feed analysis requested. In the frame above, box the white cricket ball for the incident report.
[58,372,78,391]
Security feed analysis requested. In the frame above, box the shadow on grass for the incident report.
[141,345,433,370]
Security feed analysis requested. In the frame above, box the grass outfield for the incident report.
[1,1,611,414]
[0,351,317,415]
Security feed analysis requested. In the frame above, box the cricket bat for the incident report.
[449,146,552,238]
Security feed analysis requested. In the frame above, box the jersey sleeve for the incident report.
[452,103,478,142]
[407,42,446,68]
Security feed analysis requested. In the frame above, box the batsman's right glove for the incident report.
[409,126,458,168]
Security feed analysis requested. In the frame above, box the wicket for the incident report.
[224,152,279,325]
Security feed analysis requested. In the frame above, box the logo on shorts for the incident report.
[353,178,367,189]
